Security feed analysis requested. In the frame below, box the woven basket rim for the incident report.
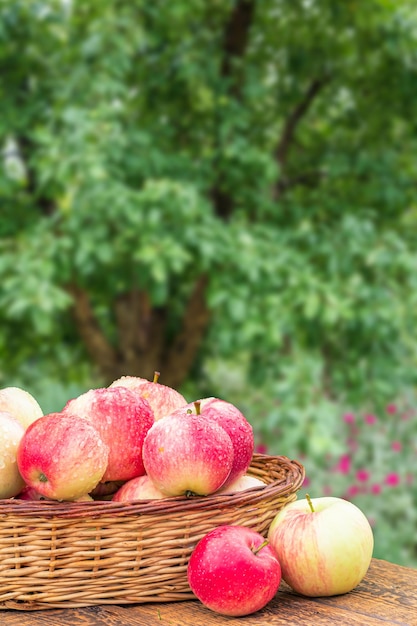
[0,453,305,519]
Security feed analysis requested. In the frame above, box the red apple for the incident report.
[16,412,109,501]
[109,371,187,421]
[112,474,166,502]
[0,386,43,430]
[0,411,26,498]
[63,386,154,482]
[268,495,374,596]
[187,525,282,616]
[180,397,254,489]
[142,408,234,496]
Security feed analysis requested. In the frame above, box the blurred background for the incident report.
[1,0,416,566]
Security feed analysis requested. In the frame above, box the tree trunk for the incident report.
[69,3,255,389]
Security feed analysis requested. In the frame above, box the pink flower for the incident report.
[255,443,268,454]
[336,454,351,474]
[364,414,377,425]
[391,441,402,452]
[385,473,400,487]
[356,469,370,482]
[346,485,360,497]
[303,476,311,488]
[371,484,381,495]
[386,403,397,415]
[343,413,355,424]
[347,437,358,452]
[323,485,332,496]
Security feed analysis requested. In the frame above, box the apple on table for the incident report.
[187,525,282,616]
[268,494,374,597]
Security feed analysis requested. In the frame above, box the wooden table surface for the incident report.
[1,558,416,625]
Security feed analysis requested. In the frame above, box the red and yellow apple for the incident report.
[180,397,254,489]
[217,473,265,494]
[63,386,154,482]
[112,474,166,502]
[0,386,43,430]
[268,495,374,596]
[142,408,234,496]
[17,485,93,502]
[16,412,109,501]
[109,372,187,421]
[0,411,26,498]
[187,525,282,616]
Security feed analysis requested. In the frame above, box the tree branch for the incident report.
[275,75,331,170]
[211,0,255,221]
[163,275,211,389]
[220,0,255,96]
[18,135,55,216]
[68,284,119,381]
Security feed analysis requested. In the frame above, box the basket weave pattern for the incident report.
[0,454,304,610]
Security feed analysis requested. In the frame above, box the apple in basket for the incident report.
[142,402,234,496]
[0,411,26,498]
[268,495,374,596]
[62,386,154,482]
[177,397,254,489]
[217,473,265,494]
[0,386,43,429]
[16,412,109,501]
[109,371,187,421]
[17,485,93,502]
[112,474,166,501]
[188,525,282,616]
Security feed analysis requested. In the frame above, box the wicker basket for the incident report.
[0,454,304,610]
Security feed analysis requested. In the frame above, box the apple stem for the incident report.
[306,493,315,513]
[194,400,201,415]
[252,539,269,555]
[153,371,160,384]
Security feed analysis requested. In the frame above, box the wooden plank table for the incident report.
[1,559,416,625]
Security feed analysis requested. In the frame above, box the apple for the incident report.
[16,412,109,501]
[0,386,43,430]
[109,371,187,421]
[62,386,154,482]
[112,474,166,502]
[0,411,26,498]
[187,525,282,616]
[217,473,265,494]
[142,406,234,496]
[268,494,374,597]
[17,485,93,502]
[178,397,254,489]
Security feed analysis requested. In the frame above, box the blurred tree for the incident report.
[1,0,417,398]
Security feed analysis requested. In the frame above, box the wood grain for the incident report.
[1,559,416,626]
